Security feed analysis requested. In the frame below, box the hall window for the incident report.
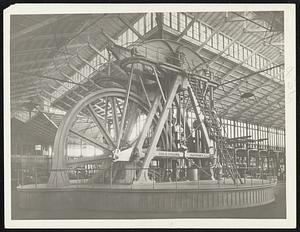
[138,16,145,35]
[229,44,234,57]
[239,45,244,61]
[152,13,157,27]
[243,47,248,60]
[186,15,193,37]
[193,21,200,41]
[255,55,260,68]
[223,37,230,54]
[179,13,186,32]
[200,23,206,42]
[212,34,218,49]
[207,27,212,46]
[145,13,152,33]
[164,12,171,26]
[218,34,224,51]
[171,12,178,30]
[233,43,239,59]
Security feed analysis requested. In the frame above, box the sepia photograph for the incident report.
[4,3,296,229]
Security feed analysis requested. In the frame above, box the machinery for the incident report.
[48,32,243,187]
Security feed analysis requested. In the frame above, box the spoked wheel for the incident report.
[48,88,153,187]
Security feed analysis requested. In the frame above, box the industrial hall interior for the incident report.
[9,11,286,219]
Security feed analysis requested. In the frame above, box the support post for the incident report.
[123,103,139,142]
[134,95,161,156]
[136,76,182,182]
[187,83,211,148]
[155,13,164,39]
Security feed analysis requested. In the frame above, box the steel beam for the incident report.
[118,15,144,41]
[60,71,89,91]
[69,129,111,152]
[205,30,244,67]
[87,42,109,62]
[219,78,280,118]
[138,75,151,107]
[47,83,77,104]
[54,80,84,99]
[195,20,228,53]
[155,13,164,39]
[110,97,120,140]
[86,104,115,148]
[137,76,181,182]
[153,66,166,102]
[68,63,102,89]
[176,13,200,42]
[43,89,72,109]
[233,80,284,120]
[117,64,135,148]
[254,97,285,124]
[243,86,284,120]
[104,97,109,128]
[187,82,211,147]
[123,103,139,143]
[219,43,264,83]
[76,54,98,72]
[134,95,161,155]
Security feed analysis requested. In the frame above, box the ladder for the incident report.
[188,77,243,184]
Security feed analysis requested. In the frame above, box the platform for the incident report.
[17,179,276,212]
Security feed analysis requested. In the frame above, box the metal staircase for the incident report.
[188,77,243,184]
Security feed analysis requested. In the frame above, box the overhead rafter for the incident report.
[12,64,65,74]
[195,20,228,54]
[13,71,88,87]
[11,12,285,133]
[11,15,70,40]
[12,55,73,68]
[253,96,285,123]
[67,15,107,45]
[11,43,86,57]
[220,59,284,86]
[220,83,283,118]
[195,48,278,84]
[259,113,285,129]
[117,14,145,41]
[231,70,285,119]
[205,30,245,67]
[240,102,284,124]
[218,63,284,117]
[232,12,272,31]
[219,43,264,83]
[268,116,285,128]
[176,13,200,42]
[11,91,38,99]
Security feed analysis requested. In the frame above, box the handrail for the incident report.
[16,165,278,189]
